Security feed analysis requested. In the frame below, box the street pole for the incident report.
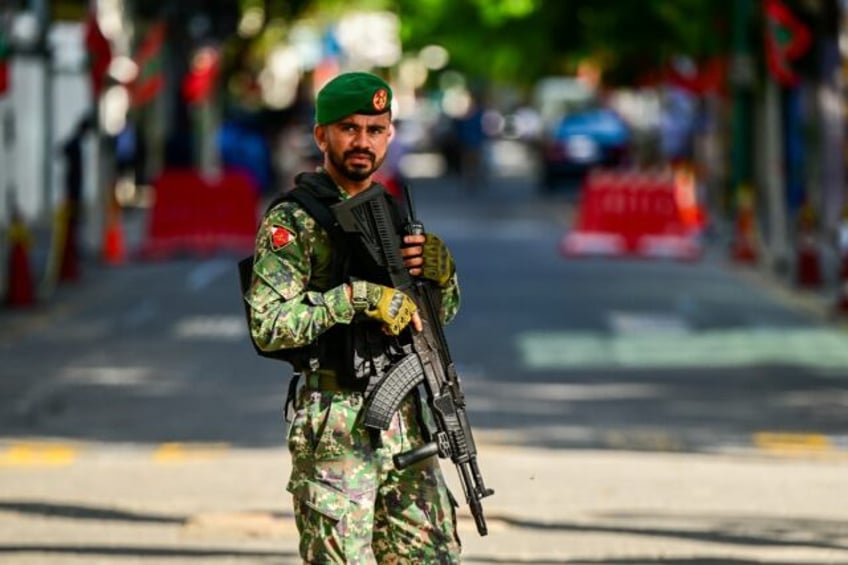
[29,0,53,225]
[818,1,845,282]
[763,76,790,274]
[730,0,755,217]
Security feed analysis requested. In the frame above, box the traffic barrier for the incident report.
[5,212,35,308]
[560,167,703,261]
[140,168,259,260]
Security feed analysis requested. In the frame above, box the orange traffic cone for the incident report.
[795,204,822,289]
[102,201,126,266]
[5,212,36,307]
[673,163,706,235]
[731,187,758,264]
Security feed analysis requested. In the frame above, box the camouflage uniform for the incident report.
[246,176,462,564]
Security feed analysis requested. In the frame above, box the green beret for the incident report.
[315,72,393,125]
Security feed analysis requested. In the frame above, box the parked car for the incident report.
[539,105,631,191]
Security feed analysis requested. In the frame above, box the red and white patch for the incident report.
[372,88,388,112]
[270,225,294,250]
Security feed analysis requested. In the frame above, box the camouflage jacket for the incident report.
[245,177,460,354]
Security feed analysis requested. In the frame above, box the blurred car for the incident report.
[539,105,631,191]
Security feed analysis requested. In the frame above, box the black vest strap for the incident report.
[239,172,405,391]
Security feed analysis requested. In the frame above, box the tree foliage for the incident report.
[394,0,730,86]
[266,0,732,87]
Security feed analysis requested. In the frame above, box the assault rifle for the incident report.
[332,184,494,536]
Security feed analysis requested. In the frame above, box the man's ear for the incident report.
[313,124,327,152]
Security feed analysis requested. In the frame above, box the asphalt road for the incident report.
[1,159,847,564]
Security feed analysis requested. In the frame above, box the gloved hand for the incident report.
[351,280,418,335]
[419,233,455,287]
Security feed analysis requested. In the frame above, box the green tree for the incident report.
[393,0,730,86]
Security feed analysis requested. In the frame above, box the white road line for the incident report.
[517,328,848,371]
[172,315,247,340]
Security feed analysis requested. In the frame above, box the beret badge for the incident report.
[372,88,389,112]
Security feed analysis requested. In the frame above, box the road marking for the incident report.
[153,442,229,463]
[172,315,246,340]
[517,328,848,371]
[753,432,834,455]
[608,311,690,335]
[0,436,845,465]
[0,442,78,466]
[604,429,684,452]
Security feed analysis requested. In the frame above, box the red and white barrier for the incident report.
[140,169,259,260]
[561,167,705,261]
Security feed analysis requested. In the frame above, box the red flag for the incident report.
[182,46,220,105]
[764,0,812,87]
[84,12,112,98]
[129,22,166,108]
[666,57,727,95]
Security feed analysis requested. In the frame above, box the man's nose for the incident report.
[351,130,370,147]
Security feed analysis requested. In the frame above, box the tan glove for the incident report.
[420,233,455,287]
[351,280,418,335]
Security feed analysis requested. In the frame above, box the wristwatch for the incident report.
[351,280,370,311]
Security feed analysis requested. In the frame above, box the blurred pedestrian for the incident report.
[57,115,93,281]
[243,71,462,563]
[455,98,487,193]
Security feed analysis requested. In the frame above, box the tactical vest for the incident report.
[238,172,412,390]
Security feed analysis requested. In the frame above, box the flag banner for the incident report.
[129,22,166,108]
[764,0,812,87]
[84,12,112,98]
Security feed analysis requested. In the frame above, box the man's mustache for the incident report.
[345,150,375,161]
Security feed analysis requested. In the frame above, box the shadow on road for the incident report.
[0,544,293,561]
[486,511,848,552]
[2,499,846,555]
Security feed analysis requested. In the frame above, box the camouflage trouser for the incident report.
[286,383,461,564]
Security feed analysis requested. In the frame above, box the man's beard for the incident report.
[329,149,384,182]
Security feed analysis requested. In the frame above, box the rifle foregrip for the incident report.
[363,353,424,430]
[393,441,438,469]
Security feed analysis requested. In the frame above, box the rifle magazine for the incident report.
[363,353,424,430]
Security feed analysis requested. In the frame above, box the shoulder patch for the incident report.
[270,225,295,250]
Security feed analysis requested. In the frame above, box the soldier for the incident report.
[244,72,462,563]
